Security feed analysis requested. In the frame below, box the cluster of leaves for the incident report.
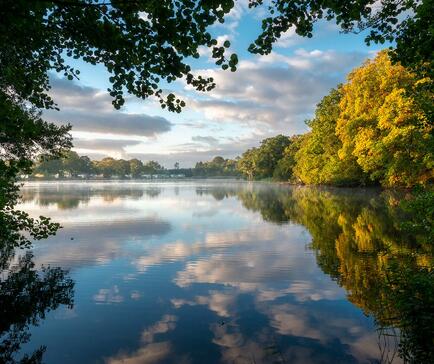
[237,51,433,187]
[0,0,239,113]
[1,0,431,113]
[0,94,72,248]
[237,135,293,180]
[249,0,433,77]
[335,51,433,187]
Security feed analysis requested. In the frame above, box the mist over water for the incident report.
[8,181,430,363]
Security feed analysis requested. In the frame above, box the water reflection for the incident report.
[0,243,74,363]
[9,182,433,363]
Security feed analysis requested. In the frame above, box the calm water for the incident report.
[3,181,431,363]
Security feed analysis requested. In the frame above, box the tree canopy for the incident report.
[336,51,433,186]
[293,87,366,186]
[237,135,291,180]
[1,0,432,112]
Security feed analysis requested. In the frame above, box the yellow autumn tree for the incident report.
[336,51,433,187]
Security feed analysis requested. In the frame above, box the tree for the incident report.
[34,152,94,177]
[336,51,433,187]
[129,159,144,178]
[113,159,130,177]
[0,0,239,113]
[237,135,291,180]
[272,135,305,182]
[293,88,366,186]
[237,148,258,181]
[143,160,163,174]
[0,95,71,248]
[256,135,291,178]
[94,157,116,177]
[1,1,430,112]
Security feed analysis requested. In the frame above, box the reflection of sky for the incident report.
[18,181,397,363]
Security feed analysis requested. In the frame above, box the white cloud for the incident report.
[93,285,124,304]
[105,342,173,364]
[186,49,368,136]
[45,78,172,137]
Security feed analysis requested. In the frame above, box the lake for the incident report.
[4,181,432,363]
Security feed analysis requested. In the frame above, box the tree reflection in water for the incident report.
[0,244,74,364]
[204,186,433,363]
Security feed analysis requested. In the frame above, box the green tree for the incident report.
[94,157,116,177]
[255,135,291,178]
[293,88,366,185]
[113,159,130,177]
[336,51,433,187]
[34,151,94,177]
[143,160,163,174]
[193,156,239,177]
[129,159,144,178]
[237,148,259,180]
[272,134,305,181]
[237,135,291,180]
[0,95,71,248]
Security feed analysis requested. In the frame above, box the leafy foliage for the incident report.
[194,156,239,177]
[237,135,291,180]
[272,135,305,182]
[336,51,433,187]
[32,153,240,178]
[249,0,433,77]
[293,87,366,185]
[0,95,71,248]
[0,0,239,112]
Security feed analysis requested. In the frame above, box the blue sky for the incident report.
[44,1,385,167]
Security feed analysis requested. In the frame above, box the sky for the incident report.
[44,1,385,168]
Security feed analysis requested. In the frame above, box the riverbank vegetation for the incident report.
[238,51,433,188]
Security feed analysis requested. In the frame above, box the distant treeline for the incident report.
[238,51,433,188]
[32,153,240,179]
